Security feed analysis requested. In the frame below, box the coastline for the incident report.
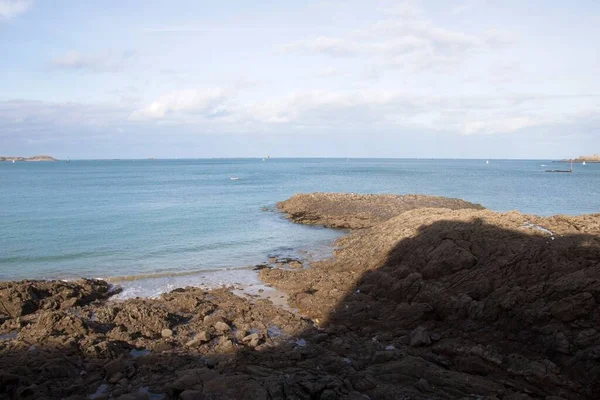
[1,193,599,399]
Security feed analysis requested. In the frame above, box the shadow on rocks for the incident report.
[1,217,600,400]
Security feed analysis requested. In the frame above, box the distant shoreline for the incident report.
[0,155,57,162]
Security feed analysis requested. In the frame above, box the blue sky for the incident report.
[1,0,599,159]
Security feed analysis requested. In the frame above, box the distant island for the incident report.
[0,155,57,162]
[560,153,600,163]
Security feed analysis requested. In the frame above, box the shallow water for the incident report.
[1,158,598,291]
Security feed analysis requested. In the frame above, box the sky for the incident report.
[0,0,599,159]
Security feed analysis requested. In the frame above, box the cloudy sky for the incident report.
[1,0,599,159]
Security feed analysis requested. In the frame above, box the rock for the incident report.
[414,378,430,392]
[554,332,570,354]
[105,357,126,380]
[114,394,149,400]
[108,371,124,384]
[277,192,484,229]
[214,321,231,333]
[320,389,338,400]
[242,332,262,348]
[350,373,377,392]
[409,326,431,347]
[186,331,212,346]
[180,390,204,400]
[161,328,173,338]
[0,279,111,318]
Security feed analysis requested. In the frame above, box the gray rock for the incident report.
[414,378,430,392]
[104,357,126,379]
[554,332,570,354]
[409,326,431,347]
[180,390,204,400]
[161,328,173,338]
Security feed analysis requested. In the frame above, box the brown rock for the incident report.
[214,321,231,333]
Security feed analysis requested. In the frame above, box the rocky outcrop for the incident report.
[261,197,600,398]
[0,279,112,320]
[1,194,599,399]
[277,192,484,229]
[0,155,57,162]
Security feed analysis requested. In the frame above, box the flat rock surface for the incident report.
[277,192,484,229]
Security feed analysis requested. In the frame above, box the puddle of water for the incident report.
[0,332,17,340]
[138,386,165,400]
[130,349,151,358]
[267,325,282,338]
[89,383,108,399]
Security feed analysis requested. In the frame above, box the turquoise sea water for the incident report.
[1,159,599,294]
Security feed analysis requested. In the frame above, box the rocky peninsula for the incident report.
[560,154,600,163]
[1,193,600,399]
[0,155,57,162]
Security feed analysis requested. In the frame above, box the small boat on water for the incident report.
[230,177,239,181]
[12,160,15,163]
[486,160,489,164]
[583,161,586,165]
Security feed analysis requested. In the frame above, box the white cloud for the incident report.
[0,0,32,19]
[282,2,515,74]
[282,36,361,57]
[50,50,137,73]
[129,88,229,120]
[450,0,486,16]
[309,67,346,78]
[3,90,597,139]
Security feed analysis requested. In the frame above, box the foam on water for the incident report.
[111,267,263,299]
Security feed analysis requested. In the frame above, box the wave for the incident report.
[104,265,257,283]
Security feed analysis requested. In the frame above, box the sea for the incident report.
[1,158,598,298]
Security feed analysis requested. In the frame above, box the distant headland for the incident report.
[560,153,600,163]
[0,155,57,162]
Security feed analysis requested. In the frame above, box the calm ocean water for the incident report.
[1,159,598,296]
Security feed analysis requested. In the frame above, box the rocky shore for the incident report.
[277,193,484,229]
[1,193,600,399]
